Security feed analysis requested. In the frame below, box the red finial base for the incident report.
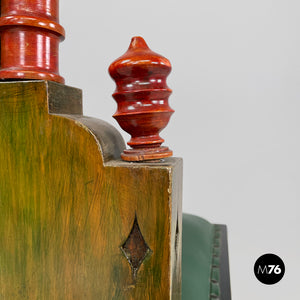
[121,147,172,162]
[109,37,174,162]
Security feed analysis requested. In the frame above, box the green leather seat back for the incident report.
[182,213,231,300]
[182,214,214,300]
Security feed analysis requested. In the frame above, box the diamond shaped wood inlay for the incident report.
[121,215,152,280]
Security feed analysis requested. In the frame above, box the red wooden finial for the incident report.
[0,0,65,83]
[109,36,174,161]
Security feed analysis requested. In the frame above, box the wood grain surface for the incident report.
[0,81,182,299]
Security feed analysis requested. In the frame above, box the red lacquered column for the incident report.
[0,0,65,83]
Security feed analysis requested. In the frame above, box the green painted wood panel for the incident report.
[0,81,182,299]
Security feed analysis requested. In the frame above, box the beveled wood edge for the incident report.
[47,81,83,115]
[63,115,126,164]
[0,80,82,114]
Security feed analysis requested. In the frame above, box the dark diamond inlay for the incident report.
[121,215,152,280]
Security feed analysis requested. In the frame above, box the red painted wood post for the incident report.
[109,36,174,161]
[0,0,65,83]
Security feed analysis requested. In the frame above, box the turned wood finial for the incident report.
[109,36,174,161]
[0,0,65,83]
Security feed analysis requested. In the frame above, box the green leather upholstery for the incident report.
[182,214,231,300]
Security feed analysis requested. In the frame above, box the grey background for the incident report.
[60,0,300,299]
